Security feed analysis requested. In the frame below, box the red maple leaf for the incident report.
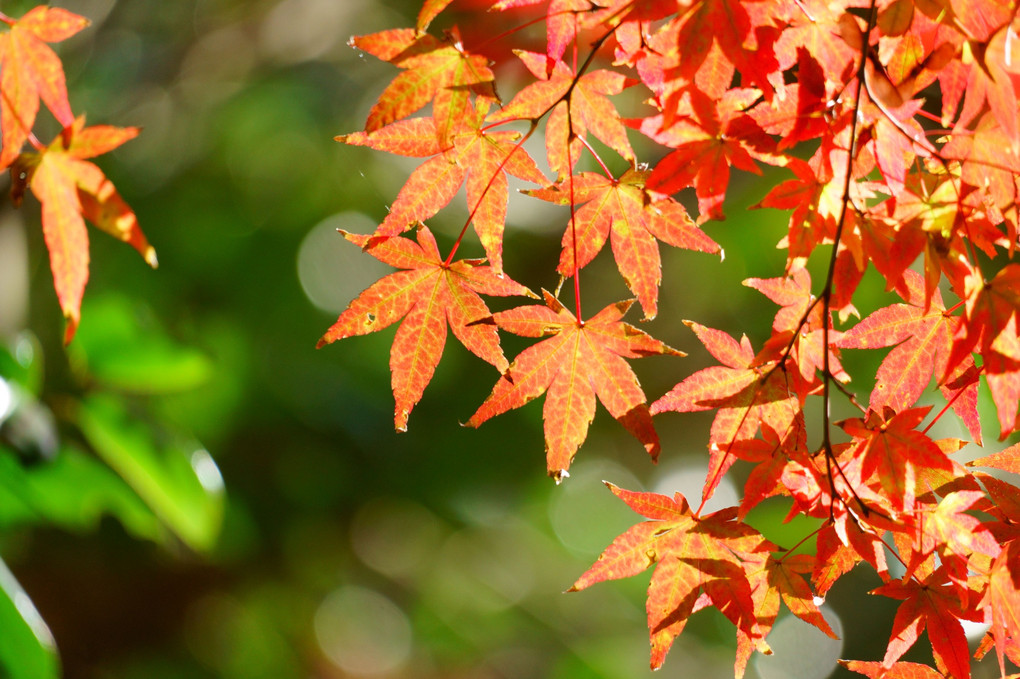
[947,264,1020,437]
[524,167,720,319]
[317,224,534,431]
[0,6,89,169]
[651,320,806,506]
[873,567,978,679]
[465,292,682,479]
[979,542,1020,677]
[640,87,776,222]
[10,116,154,343]
[837,407,956,514]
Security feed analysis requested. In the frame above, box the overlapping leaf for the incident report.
[524,168,720,318]
[486,50,635,179]
[836,270,979,441]
[336,2,1020,677]
[338,101,547,272]
[570,483,775,674]
[873,568,976,679]
[0,7,89,169]
[838,407,956,514]
[352,27,495,148]
[465,292,681,479]
[317,225,534,431]
[10,117,154,343]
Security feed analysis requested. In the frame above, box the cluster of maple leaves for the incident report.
[1,6,153,344]
[324,0,1020,676]
[11,0,1017,677]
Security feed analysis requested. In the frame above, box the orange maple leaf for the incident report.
[338,100,548,272]
[486,50,635,179]
[317,224,534,432]
[840,659,947,679]
[0,6,89,169]
[836,270,978,440]
[416,0,455,32]
[352,27,495,148]
[651,321,803,505]
[465,292,682,479]
[570,483,775,674]
[10,116,154,344]
[979,543,1020,677]
[524,168,720,319]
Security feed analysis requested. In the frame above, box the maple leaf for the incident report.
[925,490,1001,566]
[465,292,682,479]
[747,553,838,644]
[947,264,1020,437]
[486,50,635,179]
[570,483,775,674]
[836,270,979,441]
[942,111,1020,211]
[949,24,1020,150]
[0,6,89,170]
[338,100,548,272]
[352,27,495,148]
[524,168,720,319]
[840,660,947,679]
[671,0,780,98]
[317,224,534,431]
[838,407,956,514]
[979,542,1020,677]
[639,88,776,222]
[416,0,455,32]
[651,320,805,506]
[873,567,977,679]
[773,2,858,86]
[968,441,1020,475]
[10,116,154,344]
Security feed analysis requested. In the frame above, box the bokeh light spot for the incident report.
[754,606,844,679]
[652,460,739,514]
[297,211,390,313]
[314,585,412,676]
[549,460,640,554]
[350,498,445,579]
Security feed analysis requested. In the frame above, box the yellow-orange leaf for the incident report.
[11,117,152,343]
[465,293,682,479]
[317,225,534,431]
[0,6,89,169]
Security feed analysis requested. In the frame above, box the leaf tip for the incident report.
[63,315,79,345]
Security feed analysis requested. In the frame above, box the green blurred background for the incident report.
[0,1,1010,678]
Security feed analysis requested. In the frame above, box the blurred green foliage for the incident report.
[0,1,1006,679]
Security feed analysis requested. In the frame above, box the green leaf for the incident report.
[0,557,59,679]
[0,443,161,541]
[74,296,212,394]
[76,394,224,552]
